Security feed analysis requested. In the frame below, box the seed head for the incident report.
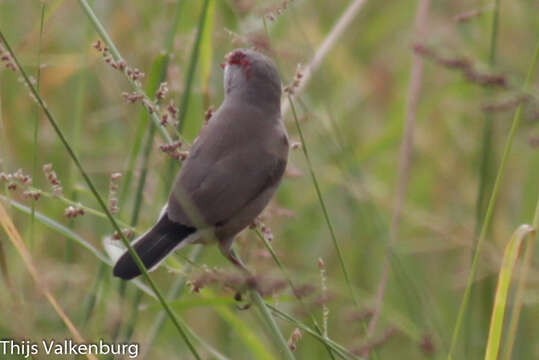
[156,82,169,100]
[65,205,84,219]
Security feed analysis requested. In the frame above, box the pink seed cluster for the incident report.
[453,5,493,23]
[43,163,63,196]
[12,168,32,185]
[1,169,32,192]
[64,205,84,219]
[284,65,303,95]
[23,190,41,200]
[122,91,144,103]
[224,28,248,46]
[126,67,145,82]
[108,172,122,214]
[188,267,287,297]
[482,95,530,113]
[1,169,41,200]
[161,101,179,126]
[113,228,135,240]
[16,75,39,103]
[265,1,294,21]
[156,82,169,100]
[0,44,17,71]
[288,328,302,351]
[93,40,133,76]
[160,101,180,126]
[104,50,153,123]
[122,81,178,128]
[159,141,186,160]
[142,98,156,114]
[250,218,274,242]
[413,44,507,88]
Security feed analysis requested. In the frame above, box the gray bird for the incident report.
[113,49,289,280]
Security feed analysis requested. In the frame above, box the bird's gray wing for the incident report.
[167,104,287,228]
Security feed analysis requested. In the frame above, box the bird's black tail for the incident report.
[113,214,196,280]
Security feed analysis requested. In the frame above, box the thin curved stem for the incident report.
[289,95,359,308]
[448,41,539,359]
[0,32,202,360]
[76,0,174,144]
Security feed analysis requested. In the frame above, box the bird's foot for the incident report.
[225,251,251,275]
[219,243,252,276]
[234,291,252,310]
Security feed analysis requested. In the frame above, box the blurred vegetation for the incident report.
[0,0,538,359]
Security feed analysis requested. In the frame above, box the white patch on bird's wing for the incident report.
[158,203,168,218]
[102,236,126,264]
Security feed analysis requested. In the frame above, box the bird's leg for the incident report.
[224,247,251,276]
[219,241,255,309]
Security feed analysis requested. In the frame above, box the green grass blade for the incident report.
[115,54,170,345]
[122,288,143,341]
[469,2,502,353]
[177,0,211,132]
[0,32,202,360]
[119,52,172,205]
[250,289,296,360]
[128,54,168,223]
[0,195,156,302]
[120,0,184,204]
[268,304,359,360]
[80,262,106,327]
[2,195,110,264]
[24,187,134,230]
[168,296,238,309]
[502,197,539,360]
[289,95,359,308]
[140,246,204,360]
[30,4,46,250]
[199,0,215,108]
[197,289,277,360]
[448,40,539,359]
[254,229,336,359]
[165,0,212,194]
[76,0,173,144]
[65,0,92,267]
[484,224,536,360]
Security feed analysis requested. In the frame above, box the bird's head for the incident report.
[222,49,282,110]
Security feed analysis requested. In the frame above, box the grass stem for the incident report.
[0,31,202,360]
[448,40,539,359]
[76,0,174,144]
[177,0,211,132]
[502,196,539,359]
[254,229,336,360]
[30,4,46,249]
[289,95,359,308]
[367,0,429,338]
[250,289,296,360]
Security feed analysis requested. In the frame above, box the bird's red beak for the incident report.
[222,50,251,77]
[220,52,234,70]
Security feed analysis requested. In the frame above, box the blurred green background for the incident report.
[0,0,538,359]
